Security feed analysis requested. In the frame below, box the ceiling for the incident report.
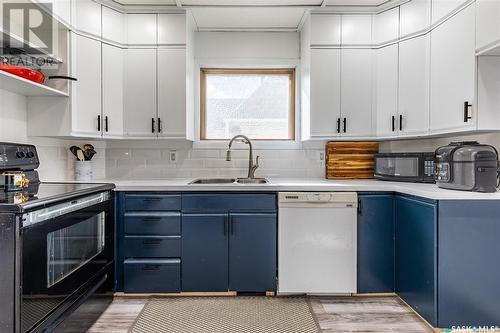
[112,0,396,31]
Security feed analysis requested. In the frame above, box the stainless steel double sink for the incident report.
[189,178,269,185]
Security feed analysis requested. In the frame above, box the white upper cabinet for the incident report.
[158,14,186,45]
[476,0,500,51]
[373,7,399,45]
[71,33,102,137]
[127,14,157,45]
[38,0,71,25]
[399,35,430,136]
[341,49,373,137]
[399,0,431,37]
[431,0,469,24]
[102,44,125,138]
[309,49,341,137]
[102,6,125,44]
[310,14,341,46]
[71,0,101,37]
[123,48,157,137]
[341,15,372,46]
[430,4,475,134]
[374,44,399,137]
[158,48,187,138]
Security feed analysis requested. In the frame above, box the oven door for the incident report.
[20,192,113,333]
[374,155,422,182]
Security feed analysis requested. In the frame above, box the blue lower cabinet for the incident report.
[124,236,181,258]
[437,201,500,328]
[229,213,277,292]
[124,259,180,293]
[395,195,437,326]
[124,212,181,235]
[182,213,229,292]
[357,193,394,293]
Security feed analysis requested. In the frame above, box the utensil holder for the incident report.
[75,161,93,181]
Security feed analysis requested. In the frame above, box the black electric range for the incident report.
[0,142,115,333]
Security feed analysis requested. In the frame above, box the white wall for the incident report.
[0,89,105,181]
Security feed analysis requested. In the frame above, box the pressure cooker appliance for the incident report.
[0,142,115,333]
[374,152,435,183]
[435,141,499,193]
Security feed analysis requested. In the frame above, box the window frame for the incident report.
[199,68,296,141]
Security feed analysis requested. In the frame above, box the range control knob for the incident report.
[16,151,25,158]
[26,151,35,158]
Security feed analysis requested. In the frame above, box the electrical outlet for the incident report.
[169,150,177,163]
[318,151,325,167]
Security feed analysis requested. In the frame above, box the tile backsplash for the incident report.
[105,146,325,179]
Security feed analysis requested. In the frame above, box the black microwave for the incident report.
[374,152,436,183]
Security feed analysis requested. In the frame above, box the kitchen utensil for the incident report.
[77,149,85,162]
[435,141,499,192]
[69,146,81,159]
[83,144,94,151]
[326,141,379,179]
[82,144,96,161]
[0,63,77,84]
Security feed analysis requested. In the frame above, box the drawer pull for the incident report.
[143,239,162,245]
[142,218,162,223]
[141,264,161,271]
[143,198,162,202]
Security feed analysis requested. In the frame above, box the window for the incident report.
[200,69,295,140]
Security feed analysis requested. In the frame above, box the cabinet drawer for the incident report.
[124,259,180,293]
[124,236,181,258]
[182,194,277,212]
[124,194,181,211]
[124,212,181,235]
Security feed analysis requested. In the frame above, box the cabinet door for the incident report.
[399,35,430,136]
[102,44,124,138]
[158,14,186,45]
[102,6,125,44]
[341,49,373,137]
[70,33,101,137]
[395,195,437,326]
[229,213,276,292]
[375,44,399,137]
[310,49,341,137]
[157,48,186,138]
[373,7,399,45]
[127,14,157,45]
[39,0,71,25]
[357,194,394,293]
[431,0,469,24]
[310,14,341,46]
[71,0,101,37]
[341,15,372,46]
[123,48,157,138]
[400,0,431,37]
[476,0,500,51]
[430,5,475,134]
[182,214,229,292]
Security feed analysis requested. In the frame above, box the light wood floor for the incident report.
[87,296,434,333]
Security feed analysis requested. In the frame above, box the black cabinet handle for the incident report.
[336,118,341,133]
[343,118,347,133]
[399,114,403,131]
[47,75,77,81]
[464,101,472,122]
[97,115,101,132]
[151,118,155,133]
[143,198,161,202]
[392,115,395,132]
[141,264,160,271]
[224,216,228,236]
[142,218,162,223]
[158,118,162,133]
[105,116,109,132]
[230,215,234,235]
[143,239,162,245]
[358,199,362,215]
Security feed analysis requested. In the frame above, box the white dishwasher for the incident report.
[278,192,357,295]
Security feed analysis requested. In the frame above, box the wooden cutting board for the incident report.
[326,141,379,179]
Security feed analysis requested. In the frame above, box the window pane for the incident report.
[202,70,294,140]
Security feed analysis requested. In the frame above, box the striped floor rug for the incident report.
[129,296,320,333]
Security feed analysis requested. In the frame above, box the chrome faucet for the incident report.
[226,135,260,179]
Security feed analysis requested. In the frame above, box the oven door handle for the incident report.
[22,192,110,227]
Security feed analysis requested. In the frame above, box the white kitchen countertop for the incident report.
[94,178,500,200]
